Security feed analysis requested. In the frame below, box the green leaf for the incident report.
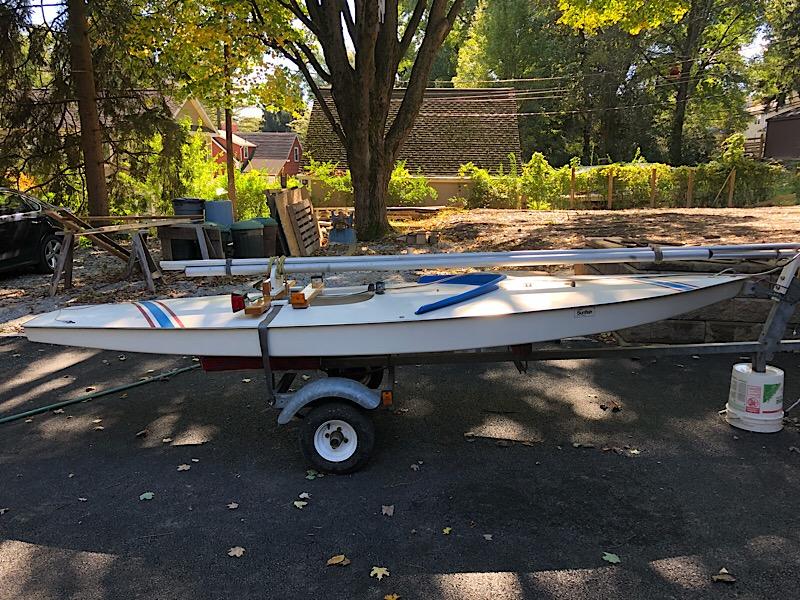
[139,492,155,501]
[602,552,621,564]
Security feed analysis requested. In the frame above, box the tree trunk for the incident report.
[668,0,706,165]
[66,0,109,216]
[349,139,392,240]
[222,43,236,216]
[224,107,237,216]
[668,71,691,165]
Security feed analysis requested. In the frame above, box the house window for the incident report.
[293,146,299,162]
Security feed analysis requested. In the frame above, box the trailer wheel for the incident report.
[325,367,383,389]
[299,401,375,474]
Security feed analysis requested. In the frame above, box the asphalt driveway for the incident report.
[1,336,799,599]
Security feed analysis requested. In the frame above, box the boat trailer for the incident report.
[196,250,800,474]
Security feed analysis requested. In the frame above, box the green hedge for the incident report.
[454,135,799,210]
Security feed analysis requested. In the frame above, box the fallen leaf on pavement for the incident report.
[442,527,452,535]
[228,546,245,558]
[298,492,311,500]
[68,473,74,478]
[0,508,8,515]
[53,409,64,414]
[177,464,191,471]
[602,552,621,564]
[139,492,154,501]
[712,567,736,583]
[135,429,148,438]
[326,554,351,566]
[370,566,390,580]
[24,418,33,423]
[191,458,199,462]
[162,438,172,444]
[381,505,395,517]
[227,502,239,510]
[301,374,310,380]
[410,464,420,471]
[629,449,641,455]
[93,426,105,431]
[483,534,493,541]
[293,500,308,509]
[242,378,251,383]
[384,595,401,600]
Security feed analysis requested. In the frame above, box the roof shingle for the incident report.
[303,88,521,175]
[237,132,299,161]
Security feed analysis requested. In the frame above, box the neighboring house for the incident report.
[210,129,256,165]
[166,97,256,168]
[744,94,800,158]
[302,88,522,176]
[238,132,303,177]
[763,108,800,160]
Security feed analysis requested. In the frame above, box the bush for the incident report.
[388,161,437,206]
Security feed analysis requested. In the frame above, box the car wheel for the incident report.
[38,234,62,273]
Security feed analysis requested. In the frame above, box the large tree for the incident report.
[0,0,183,213]
[250,0,467,239]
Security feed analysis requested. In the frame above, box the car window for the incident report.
[0,192,29,217]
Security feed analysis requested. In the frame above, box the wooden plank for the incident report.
[284,197,320,256]
[77,219,193,235]
[84,215,201,222]
[49,233,74,296]
[290,280,324,309]
[569,166,576,206]
[273,190,303,256]
[46,210,130,261]
[727,168,736,208]
[649,167,657,208]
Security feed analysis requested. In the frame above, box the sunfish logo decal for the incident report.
[575,307,595,318]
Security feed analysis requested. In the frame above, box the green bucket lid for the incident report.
[252,217,278,226]
[230,219,264,231]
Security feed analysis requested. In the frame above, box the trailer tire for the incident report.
[299,401,375,474]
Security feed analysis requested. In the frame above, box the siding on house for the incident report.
[764,109,800,159]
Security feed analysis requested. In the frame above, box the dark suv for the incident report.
[0,188,63,274]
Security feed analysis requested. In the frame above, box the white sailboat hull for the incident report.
[24,273,746,358]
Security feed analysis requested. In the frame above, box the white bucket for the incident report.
[725,363,784,433]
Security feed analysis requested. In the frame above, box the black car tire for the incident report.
[38,234,62,273]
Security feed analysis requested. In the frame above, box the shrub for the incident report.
[388,161,437,206]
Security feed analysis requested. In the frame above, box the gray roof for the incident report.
[303,88,521,175]
[237,132,299,161]
[768,107,800,122]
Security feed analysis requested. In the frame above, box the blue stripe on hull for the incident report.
[643,279,698,292]
[139,300,174,328]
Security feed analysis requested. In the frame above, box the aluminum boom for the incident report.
[160,243,800,277]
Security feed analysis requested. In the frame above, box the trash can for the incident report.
[172,197,205,217]
[253,217,278,257]
[205,200,234,227]
[231,220,265,258]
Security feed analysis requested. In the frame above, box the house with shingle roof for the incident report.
[238,132,303,177]
[303,88,521,176]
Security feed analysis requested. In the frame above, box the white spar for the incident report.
[159,243,800,278]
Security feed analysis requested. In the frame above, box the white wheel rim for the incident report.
[313,419,358,463]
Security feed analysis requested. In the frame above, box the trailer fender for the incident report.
[276,377,380,425]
